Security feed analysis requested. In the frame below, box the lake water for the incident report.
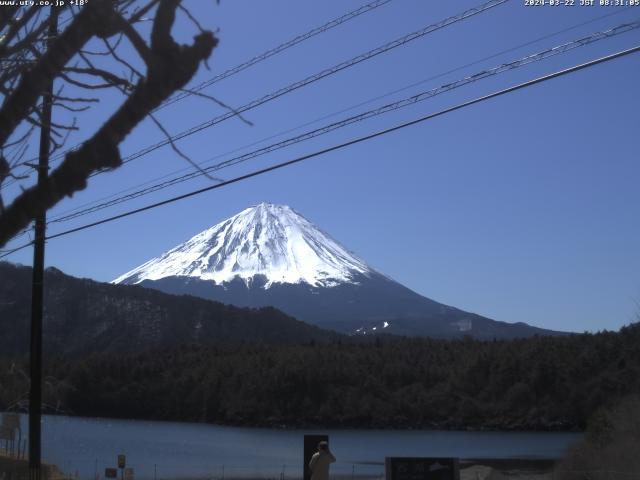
[13,414,582,479]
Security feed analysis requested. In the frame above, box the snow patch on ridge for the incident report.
[113,203,374,288]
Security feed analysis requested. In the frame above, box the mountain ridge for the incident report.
[114,203,566,339]
[0,262,338,356]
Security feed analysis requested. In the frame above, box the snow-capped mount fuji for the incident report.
[114,203,564,339]
[114,203,375,288]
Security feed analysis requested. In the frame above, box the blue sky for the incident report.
[3,0,640,333]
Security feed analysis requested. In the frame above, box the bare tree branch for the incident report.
[0,1,119,147]
[178,4,206,34]
[0,6,20,33]
[149,112,223,183]
[0,0,218,247]
[0,7,39,55]
[2,12,50,58]
[102,37,145,79]
[63,66,133,90]
[2,124,35,152]
[179,87,254,126]
[128,0,161,24]
[52,94,99,103]
[117,17,153,65]
[59,71,126,90]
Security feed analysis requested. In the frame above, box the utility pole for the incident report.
[29,7,57,480]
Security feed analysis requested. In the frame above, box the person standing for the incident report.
[309,441,336,480]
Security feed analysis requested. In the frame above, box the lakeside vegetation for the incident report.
[2,323,639,430]
[554,395,640,479]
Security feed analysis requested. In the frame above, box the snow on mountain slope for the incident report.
[113,203,375,288]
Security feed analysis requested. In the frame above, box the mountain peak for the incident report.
[243,202,297,222]
[253,201,283,209]
[113,203,374,288]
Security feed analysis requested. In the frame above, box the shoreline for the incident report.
[2,412,579,480]
[0,452,67,480]
[1,444,562,480]
[4,410,583,435]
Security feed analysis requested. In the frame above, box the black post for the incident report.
[29,7,57,480]
[17,425,22,460]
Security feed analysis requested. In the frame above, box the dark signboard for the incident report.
[303,434,329,480]
[385,457,459,480]
[105,468,118,478]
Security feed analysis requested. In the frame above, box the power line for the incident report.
[3,42,638,259]
[105,0,509,173]
[45,20,640,226]
[0,242,32,259]
[156,0,394,111]
[8,0,507,184]
[2,0,393,186]
[44,7,634,225]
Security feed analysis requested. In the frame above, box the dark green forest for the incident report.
[2,323,639,431]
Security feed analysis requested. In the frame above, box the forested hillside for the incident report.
[2,324,638,430]
[0,262,337,355]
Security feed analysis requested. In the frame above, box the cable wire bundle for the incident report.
[44,20,640,226]
[3,41,638,259]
